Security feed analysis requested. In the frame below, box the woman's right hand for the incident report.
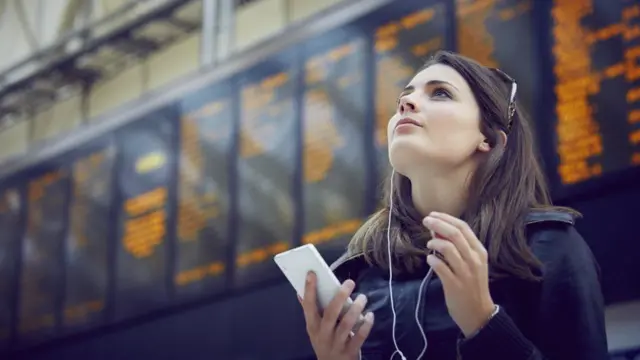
[300,271,374,360]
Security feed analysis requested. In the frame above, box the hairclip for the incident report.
[491,68,517,131]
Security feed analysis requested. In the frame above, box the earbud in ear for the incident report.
[478,139,491,152]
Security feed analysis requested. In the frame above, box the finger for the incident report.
[335,293,367,345]
[301,272,321,333]
[426,238,466,275]
[427,253,458,288]
[429,212,485,254]
[345,311,374,356]
[319,280,355,340]
[423,216,473,260]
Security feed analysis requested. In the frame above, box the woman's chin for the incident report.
[388,137,430,173]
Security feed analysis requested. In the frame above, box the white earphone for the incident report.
[357,170,433,360]
[386,170,433,360]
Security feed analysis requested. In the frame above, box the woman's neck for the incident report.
[408,169,470,219]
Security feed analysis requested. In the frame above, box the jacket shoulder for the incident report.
[524,209,576,226]
[329,250,367,282]
[527,213,596,273]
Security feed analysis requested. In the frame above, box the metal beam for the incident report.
[1,0,141,84]
[0,0,200,129]
[0,0,192,94]
[0,0,395,180]
[200,0,219,66]
[217,0,234,61]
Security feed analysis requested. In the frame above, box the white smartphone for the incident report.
[274,244,365,329]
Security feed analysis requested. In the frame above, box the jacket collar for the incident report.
[524,210,574,225]
[330,210,575,273]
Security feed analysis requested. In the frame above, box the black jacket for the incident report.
[330,211,610,360]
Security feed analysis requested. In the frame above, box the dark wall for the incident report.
[15,282,313,360]
[562,184,640,306]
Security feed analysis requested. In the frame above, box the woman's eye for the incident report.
[431,88,451,99]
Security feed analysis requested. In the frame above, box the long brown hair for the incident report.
[349,51,579,281]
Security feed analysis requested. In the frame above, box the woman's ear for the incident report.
[478,138,491,152]
[478,131,507,152]
[498,130,508,147]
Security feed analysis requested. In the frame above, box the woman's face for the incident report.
[387,64,490,177]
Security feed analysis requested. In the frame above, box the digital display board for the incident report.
[176,83,233,299]
[0,187,23,346]
[19,168,69,338]
[63,142,115,331]
[371,1,450,193]
[0,0,639,351]
[235,54,298,288]
[114,109,176,320]
[456,0,537,118]
[301,28,368,259]
[551,0,640,186]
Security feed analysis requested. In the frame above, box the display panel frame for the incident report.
[233,47,303,289]
[0,177,26,351]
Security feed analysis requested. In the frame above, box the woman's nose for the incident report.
[398,97,417,114]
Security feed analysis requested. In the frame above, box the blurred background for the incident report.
[0,0,638,359]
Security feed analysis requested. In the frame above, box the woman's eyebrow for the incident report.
[400,80,460,97]
[399,85,415,97]
[425,80,459,92]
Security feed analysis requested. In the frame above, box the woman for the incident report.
[298,51,609,360]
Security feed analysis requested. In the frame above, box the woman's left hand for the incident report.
[423,211,496,338]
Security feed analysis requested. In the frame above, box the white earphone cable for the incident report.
[387,170,432,360]
[357,170,432,360]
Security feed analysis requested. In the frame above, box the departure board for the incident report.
[301,29,367,259]
[0,187,23,346]
[456,0,537,118]
[235,54,297,288]
[19,168,69,338]
[114,110,175,320]
[371,1,449,192]
[1,0,639,349]
[551,0,640,186]
[63,142,115,331]
[176,83,233,299]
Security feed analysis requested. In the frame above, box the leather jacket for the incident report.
[330,210,610,360]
